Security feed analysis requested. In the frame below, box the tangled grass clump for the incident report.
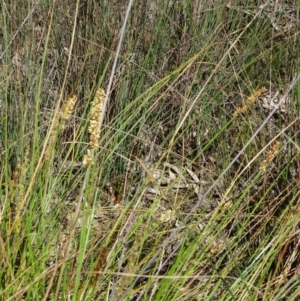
[0,1,299,300]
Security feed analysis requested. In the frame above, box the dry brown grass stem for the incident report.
[92,247,107,287]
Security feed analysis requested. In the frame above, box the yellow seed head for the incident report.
[12,163,22,182]
[88,88,105,150]
[260,141,281,171]
[233,87,267,117]
[82,88,105,168]
[62,95,77,121]
[83,149,93,168]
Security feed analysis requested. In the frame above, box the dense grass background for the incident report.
[0,0,299,300]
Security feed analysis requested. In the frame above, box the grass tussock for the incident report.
[0,1,300,300]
